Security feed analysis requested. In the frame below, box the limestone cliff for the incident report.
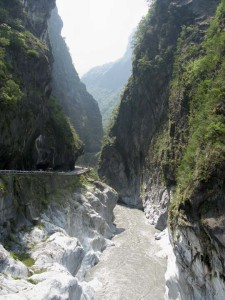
[0,173,118,299]
[0,0,83,171]
[48,8,103,165]
[100,0,225,298]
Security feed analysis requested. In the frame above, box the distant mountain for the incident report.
[82,37,133,129]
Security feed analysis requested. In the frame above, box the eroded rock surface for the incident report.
[0,179,118,299]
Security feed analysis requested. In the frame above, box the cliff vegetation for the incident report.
[0,0,83,170]
[100,0,225,297]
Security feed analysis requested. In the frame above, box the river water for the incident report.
[84,205,167,300]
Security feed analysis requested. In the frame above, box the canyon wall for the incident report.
[0,0,84,170]
[100,0,225,298]
[48,8,103,165]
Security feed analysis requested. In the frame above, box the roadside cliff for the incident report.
[48,8,103,165]
[100,0,225,298]
[0,0,83,171]
[82,36,132,130]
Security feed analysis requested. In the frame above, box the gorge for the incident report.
[0,0,225,299]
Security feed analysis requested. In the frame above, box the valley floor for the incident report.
[84,205,168,300]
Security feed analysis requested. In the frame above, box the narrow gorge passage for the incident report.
[84,205,167,300]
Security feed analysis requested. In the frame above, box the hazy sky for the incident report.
[56,0,148,76]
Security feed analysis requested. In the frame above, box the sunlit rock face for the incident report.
[0,180,118,299]
[142,177,173,231]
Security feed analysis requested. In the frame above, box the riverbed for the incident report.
[84,204,167,300]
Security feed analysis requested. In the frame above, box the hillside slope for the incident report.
[82,38,132,129]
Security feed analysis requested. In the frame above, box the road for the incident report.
[0,166,89,176]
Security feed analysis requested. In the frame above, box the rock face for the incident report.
[166,223,225,300]
[48,8,103,165]
[100,0,219,214]
[99,0,186,208]
[0,173,118,299]
[82,36,132,130]
[0,0,83,170]
[100,0,225,297]
[22,0,55,40]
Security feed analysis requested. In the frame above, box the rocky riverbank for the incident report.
[0,175,118,299]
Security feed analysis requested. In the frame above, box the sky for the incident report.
[56,0,148,76]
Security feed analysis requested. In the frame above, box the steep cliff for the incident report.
[48,8,103,164]
[166,1,225,298]
[100,0,225,298]
[0,0,83,171]
[100,0,203,208]
[100,0,220,216]
[82,38,132,130]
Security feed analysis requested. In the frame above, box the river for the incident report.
[84,204,167,300]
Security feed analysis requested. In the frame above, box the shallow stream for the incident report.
[84,205,167,300]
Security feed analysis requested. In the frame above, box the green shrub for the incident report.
[27,278,37,285]
[0,37,9,47]
[10,252,35,267]
[48,97,83,151]
[0,79,23,105]
[10,31,26,50]
[27,49,39,58]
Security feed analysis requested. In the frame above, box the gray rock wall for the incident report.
[0,174,118,299]
[166,225,225,300]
